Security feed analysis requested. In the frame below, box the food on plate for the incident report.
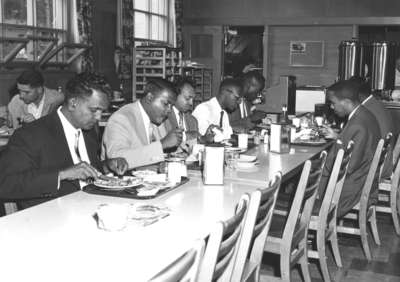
[94,176,142,188]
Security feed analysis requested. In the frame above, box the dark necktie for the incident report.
[219,111,224,128]
[74,131,82,162]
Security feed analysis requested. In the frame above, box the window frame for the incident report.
[0,0,69,67]
[133,0,170,44]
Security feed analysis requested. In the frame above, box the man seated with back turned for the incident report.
[0,73,128,209]
[349,76,395,179]
[320,80,380,218]
[8,68,64,129]
[229,71,267,131]
[102,78,183,169]
[193,78,242,142]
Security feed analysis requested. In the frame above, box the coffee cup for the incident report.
[315,116,324,127]
[238,133,248,149]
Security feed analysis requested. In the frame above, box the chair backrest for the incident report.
[283,150,327,251]
[392,133,400,167]
[198,193,249,282]
[378,132,393,181]
[322,140,354,222]
[360,138,386,212]
[230,172,282,282]
[149,239,205,282]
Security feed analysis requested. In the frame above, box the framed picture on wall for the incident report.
[289,41,324,67]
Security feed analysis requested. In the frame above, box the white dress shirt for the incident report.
[348,105,360,121]
[173,106,186,142]
[27,92,45,119]
[57,107,91,188]
[192,97,233,140]
[361,95,373,105]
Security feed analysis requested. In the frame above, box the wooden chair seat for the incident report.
[262,151,327,282]
[149,239,205,282]
[376,133,400,235]
[307,140,354,282]
[337,133,392,261]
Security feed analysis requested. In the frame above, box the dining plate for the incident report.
[94,176,143,190]
[291,138,327,146]
[225,147,246,153]
[131,170,157,178]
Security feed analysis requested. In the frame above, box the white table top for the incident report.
[190,143,330,184]
[0,143,327,282]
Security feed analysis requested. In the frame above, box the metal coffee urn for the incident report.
[338,40,367,80]
[370,42,399,91]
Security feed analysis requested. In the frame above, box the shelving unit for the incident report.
[134,47,183,98]
[183,66,213,107]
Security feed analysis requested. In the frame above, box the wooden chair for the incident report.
[149,239,205,282]
[231,172,282,282]
[261,151,327,282]
[198,193,249,281]
[308,140,354,282]
[377,133,400,235]
[337,133,392,261]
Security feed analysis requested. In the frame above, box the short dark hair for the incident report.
[16,69,44,87]
[174,76,195,95]
[219,78,243,95]
[326,80,360,103]
[242,70,265,89]
[144,78,176,98]
[348,76,371,99]
[65,72,112,101]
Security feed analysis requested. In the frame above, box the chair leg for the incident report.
[280,252,291,282]
[391,185,400,235]
[369,207,381,245]
[317,230,331,282]
[359,212,372,261]
[328,219,342,267]
[299,255,311,282]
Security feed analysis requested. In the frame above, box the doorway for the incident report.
[223,26,264,78]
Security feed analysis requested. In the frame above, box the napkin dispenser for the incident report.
[203,145,224,185]
[270,123,291,154]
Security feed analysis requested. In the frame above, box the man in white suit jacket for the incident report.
[102,79,183,169]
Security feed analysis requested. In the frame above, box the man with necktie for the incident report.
[0,72,128,209]
[193,78,242,141]
[166,77,215,145]
[229,70,267,131]
[102,78,183,169]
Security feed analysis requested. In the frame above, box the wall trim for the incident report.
[184,17,400,26]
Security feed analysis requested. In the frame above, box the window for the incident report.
[0,0,67,63]
[134,0,169,42]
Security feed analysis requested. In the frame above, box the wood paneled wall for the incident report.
[184,0,400,24]
[267,26,354,87]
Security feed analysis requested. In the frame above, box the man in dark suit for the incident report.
[349,76,395,179]
[0,73,128,209]
[320,80,380,218]
[229,71,267,131]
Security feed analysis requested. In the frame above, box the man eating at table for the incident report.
[229,70,267,131]
[0,72,128,209]
[349,76,395,179]
[193,78,242,142]
[7,68,64,129]
[319,80,380,218]
[102,78,183,169]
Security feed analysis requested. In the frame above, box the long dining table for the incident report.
[0,143,329,282]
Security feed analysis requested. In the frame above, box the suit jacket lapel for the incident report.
[47,112,80,188]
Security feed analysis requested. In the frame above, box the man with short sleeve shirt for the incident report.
[192,78,242,141]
